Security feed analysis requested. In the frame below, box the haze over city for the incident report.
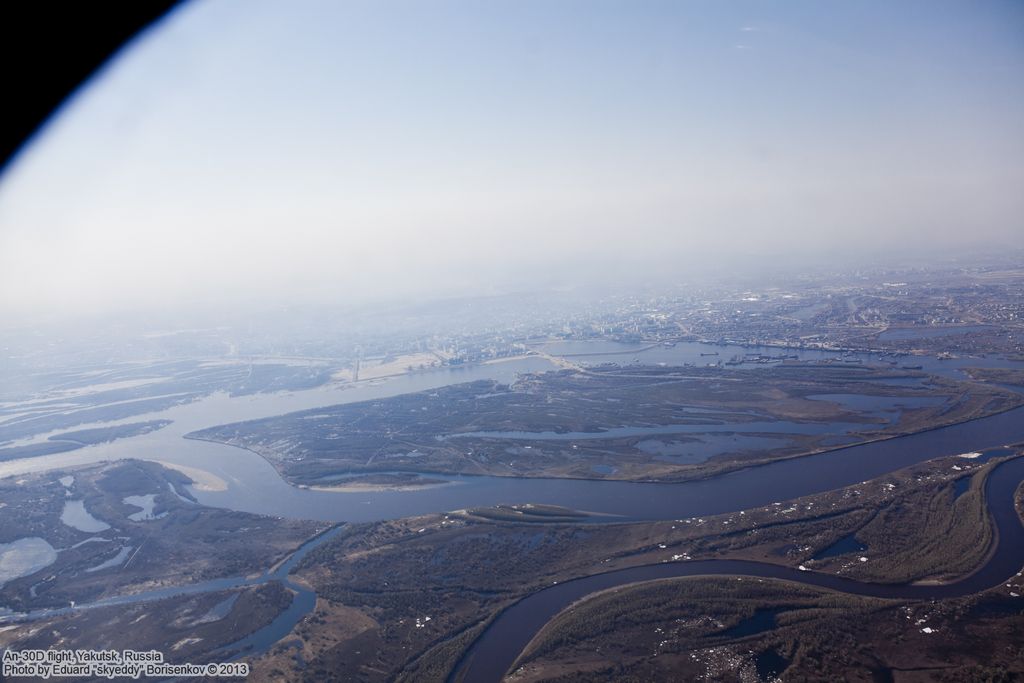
[1,0,1022,322]
[3,3,1024,680]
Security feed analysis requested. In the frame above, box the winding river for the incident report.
[451,455,1024,682]
[2,341,1024,674]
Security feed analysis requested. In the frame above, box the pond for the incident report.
[123,494,165,521]
[60,500,110,532]
[0,538,57,587]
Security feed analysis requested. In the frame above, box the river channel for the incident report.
[1,340,1020,524]
[452,455,1024,682]
[1,340,1023,670]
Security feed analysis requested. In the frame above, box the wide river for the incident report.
[2,340,1024,675]
[453,455,1024,682]
[2,339,1021,524]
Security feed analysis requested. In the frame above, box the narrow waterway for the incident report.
[451,455,1024,683]
[0,342,1019,528]
[0,526,347,627]
[1,343,1023,669]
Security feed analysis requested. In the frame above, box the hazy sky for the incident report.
[1,0,1022,320]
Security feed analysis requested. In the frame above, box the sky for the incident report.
[0,0,1022,321]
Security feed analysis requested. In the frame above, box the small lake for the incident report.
[807,394,947,425]
[717,607,788,639]
[85,546,132,573]
[0,538,57,587]
[755,649,791,680]
[195,593,239,624]
[637,434,789,464]
[812,533,867,560]
[952,477,972,501]
[124,494,164,521]
[60,500,110,532]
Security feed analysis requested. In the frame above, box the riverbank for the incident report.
[449,455,1024,682]
[238,450,1022,682]
[153,459,228,492]
[186,362,1022,491]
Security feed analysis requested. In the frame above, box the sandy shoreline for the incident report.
[152,460,228,492]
